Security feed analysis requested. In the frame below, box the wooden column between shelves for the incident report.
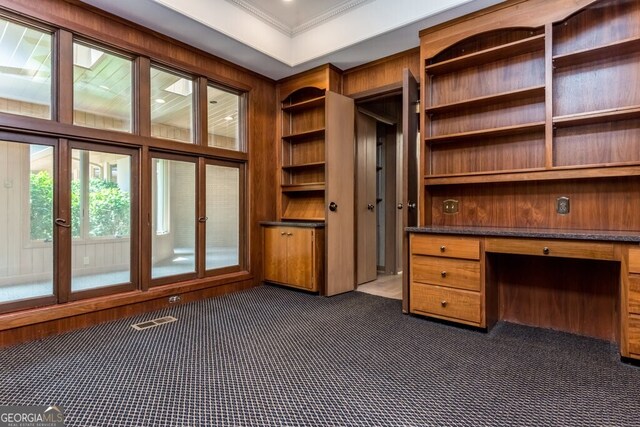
[544,23,554,169]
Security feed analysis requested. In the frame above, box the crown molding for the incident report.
[227,0,373,36]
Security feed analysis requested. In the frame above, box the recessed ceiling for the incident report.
[228,0,373,35]
[79,0,505,80]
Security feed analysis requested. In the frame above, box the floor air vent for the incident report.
[131,316,177,331]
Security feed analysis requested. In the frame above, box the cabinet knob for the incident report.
[281,232,286,236]
[543,246,550,255]
[441,271,447,278]
[440,245,446,252]
[441,300,448,308]
[287,232,293,236]
[329,201,338,212]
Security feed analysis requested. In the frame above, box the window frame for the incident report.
[149,64,196,144]
[71,38,136,134]
[0,132,58,315]
[67,140,140,302]
[205,82,247,153]
[0,13,55,122]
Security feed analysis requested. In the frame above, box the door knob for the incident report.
[55,218,71,228]
[329,202,338,212]
[407,201,417,210]
[367,203,374,211]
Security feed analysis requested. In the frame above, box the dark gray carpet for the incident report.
[1,285,639,426]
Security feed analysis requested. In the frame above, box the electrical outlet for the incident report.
[83,256,90,265]
[443,199,459,214]
[168,295,181,304]
[556,196,570,215]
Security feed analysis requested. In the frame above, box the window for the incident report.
[73,41,133,132]
[151,66,194,143]
[0,17,52,120]
[207,85,243,151]
[151,157,196,279]
[0,140,54,305]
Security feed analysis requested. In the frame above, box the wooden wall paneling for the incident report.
[342,48,420,97]
[553,120,640,167]
[429,132,546,175]
[429,177,640,230]
[553,54,640,117]
[140,145,151,291]
[552,0,640,56]
[493,253,619,341]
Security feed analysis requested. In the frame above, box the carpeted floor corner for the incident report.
[1,285,639,426]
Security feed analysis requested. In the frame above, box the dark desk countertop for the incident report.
[260,221,325,228]
[406,226,640,243]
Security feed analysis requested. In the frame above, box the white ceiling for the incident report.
[229,0,373,35]
[80,0,504,80]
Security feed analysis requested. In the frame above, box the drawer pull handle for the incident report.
[440,271,447,278]
[543,246,550,255]
[440,245,446,252]
[441,300,448,307]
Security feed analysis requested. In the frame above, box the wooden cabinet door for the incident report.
[263,227,287,283]
[325,92,355,296]
[286,228,314,289]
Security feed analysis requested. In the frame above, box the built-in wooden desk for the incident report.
[406,227,640,362]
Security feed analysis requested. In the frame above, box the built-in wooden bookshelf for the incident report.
[268,65,355,296]
[414,0,640,361]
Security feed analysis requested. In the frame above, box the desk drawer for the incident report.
[412,255,480,291]
[629,315,640,356]
[411,234,480,260]
[629,275,640,314]
[410,282,481,324]
[485,238,615,260]
[629,248,640,274]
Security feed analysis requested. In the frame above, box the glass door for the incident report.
[69,142,138,300]
[202,160,244,274]
[150,154,197,284]
[0,137,57,313]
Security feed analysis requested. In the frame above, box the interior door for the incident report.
[402,69,419,313]
[356,111,378,285]
[325,91,355,296]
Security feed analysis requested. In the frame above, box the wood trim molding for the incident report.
[0,271,254,332]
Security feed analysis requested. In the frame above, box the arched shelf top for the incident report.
[281,86,326,106]
[420,0,597,59]
[428,27,544,65]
